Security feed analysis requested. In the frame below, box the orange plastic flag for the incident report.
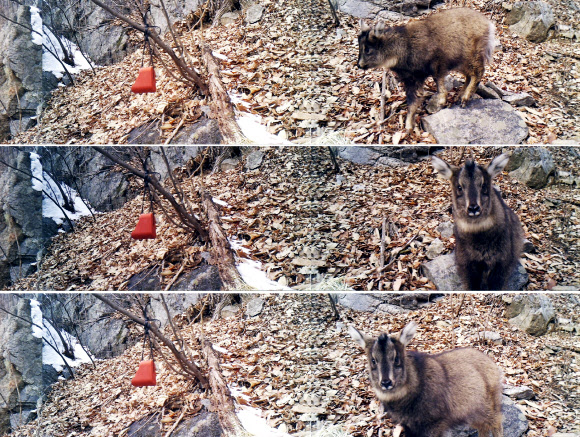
[131,213,156,240]
[131,360,156,386]
[131,67,156,93]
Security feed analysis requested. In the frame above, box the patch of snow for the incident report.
[212,51,231,61]
[30,152,94,225]
[29,7,43,45]
[231,387,291,437]
[29,299,43,338]
[29,152,44,191]
[29,6,93,79]
[230,239,290,291]
[212,197,230,207]
[230,93,290,145]
[29,299,93,372]
[212,345,229,354]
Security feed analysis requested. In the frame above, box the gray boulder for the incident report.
[128,264,222,292]
[506,147,556,189]
[335,146,439,166]
[127,122,162,144]
[149,293,205,330]
[332,293,441,312]
[422,99,529,144]
[422,253,528,291]
[436,221,454,239]
[221,11,241,25]
[336,0,438,18]
[149,146,205,183]
[38,294,133,359]
[425,238,445,260]
[245,4,265,24]
[449,396,528,436]
[172,118,223,145]
[503,384,535,400]
[246,297,265,317]
[505,294,555,336]
[127,414,160,436]
[43,0,133,66]
[149,0,205,36]
[501,396,529,437]
[506,1,555,43]
[245,150,265,170]
[503,92,536,107]
[128,118,222,145]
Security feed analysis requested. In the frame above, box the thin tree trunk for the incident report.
[202,339,251,437]
[328,147,341,174]
[201,191,246,290]
[328,294,340,320]
[201,46,247,144]
[327,0,341,26]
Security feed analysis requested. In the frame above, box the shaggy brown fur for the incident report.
[431,153,524,290]
[358,8,495,131]
[350,322,503,437]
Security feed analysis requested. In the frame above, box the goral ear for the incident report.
[349,326,374,350]
[431,155,455,180]
[399,321,417,346]
[360,19,370,32]
[485,153,510,179]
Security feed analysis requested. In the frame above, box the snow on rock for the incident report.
[29,152,44,191]
[30,6,93,79]
[230,239,290,291]
[29,152,94,225]
[30,299,43,338]
[29,7,43,45]
[30,299,93,372]
[231,387,292,437]
[230,94,290,145]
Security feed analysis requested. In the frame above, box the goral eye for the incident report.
[371,358,377,367]
[457,184,463,192]
[394,356,402,367]
[482,183,489,194]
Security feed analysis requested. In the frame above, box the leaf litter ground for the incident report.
[10,0,580,144]
[11,146,580,292]
[6,294,579,437]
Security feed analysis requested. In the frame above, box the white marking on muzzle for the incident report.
[381,57,398,69]
[456,216,495,233]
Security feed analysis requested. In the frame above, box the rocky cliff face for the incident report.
[0,292,211,432]
[0,295,43,435]
[42,0,134,66]
[0,148,45,289]
[0,146,208,288]
[0,2,43,141]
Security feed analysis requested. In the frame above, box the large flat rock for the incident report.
[422,253,528,291]
[422,99,529,144]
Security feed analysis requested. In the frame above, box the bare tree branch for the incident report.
[91,146,208,240]
[92,293,208,388]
